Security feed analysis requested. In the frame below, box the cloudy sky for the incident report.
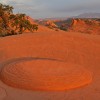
[0,0,100,18]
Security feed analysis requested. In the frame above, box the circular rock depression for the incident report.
[0,59,92,91]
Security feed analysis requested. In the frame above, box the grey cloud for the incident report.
[1,0,100,18]
[44,1,100,13]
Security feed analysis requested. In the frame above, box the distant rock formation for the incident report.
[53,18,100,35]
[36,20,59,31]
[68,18,100,35]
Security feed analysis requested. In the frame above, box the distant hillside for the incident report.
[37,18,100,35]
[54,18,100,35]
[35,20,59,31]
[75,13,100,18]
[38,17,69,21]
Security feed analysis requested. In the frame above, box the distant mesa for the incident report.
[0,59,92,91]
[75,13,100,18]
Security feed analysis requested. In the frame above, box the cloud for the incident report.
[0,0,100,18]
[0,0,14,4]
[0,0,7,4]
[53,2,100,13]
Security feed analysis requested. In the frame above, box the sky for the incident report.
[0,0,100,18]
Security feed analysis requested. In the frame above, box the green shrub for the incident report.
[0,3,38,37]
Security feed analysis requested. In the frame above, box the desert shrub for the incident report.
[59,24,68,31]
[0,3,38,37]
[10,14,38,34]
[85,20,93,25]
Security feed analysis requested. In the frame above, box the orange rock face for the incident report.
[0,59,92,91]
[69,19,100,35]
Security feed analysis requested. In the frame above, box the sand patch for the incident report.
[0,87,7,99]
[0,58,92,91]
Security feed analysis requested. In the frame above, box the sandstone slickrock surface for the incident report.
[0,59,92,91]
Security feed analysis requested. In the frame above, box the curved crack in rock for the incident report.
[0,87,7,100]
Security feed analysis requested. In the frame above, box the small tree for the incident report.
[10,14,38,34]
[0,3,13,29]
[0,3,38,37]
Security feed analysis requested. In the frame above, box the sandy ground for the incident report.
[0,31,100,100]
